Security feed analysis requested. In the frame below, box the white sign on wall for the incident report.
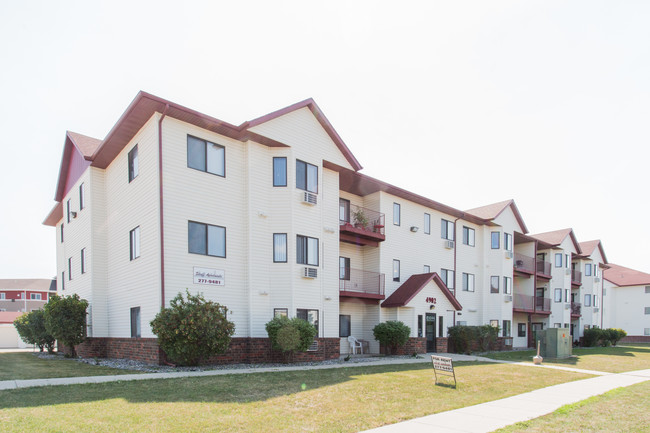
[193,267,225,286]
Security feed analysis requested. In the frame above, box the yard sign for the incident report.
[431,355,457,388]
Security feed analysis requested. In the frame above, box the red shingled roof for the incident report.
[529,228,582,253]
[0,311,25,324]
[382,273,462,310]
[578,240,608,264]
[465,199,529,234]
[604,263,650,287]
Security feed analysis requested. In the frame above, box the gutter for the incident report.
[452,213,464,326]
[158,104,169,310]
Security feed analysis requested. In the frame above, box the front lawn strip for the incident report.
[0,362,591,433]
[0,353,140,381]
[483,344,650,373]
[493,380,650,433]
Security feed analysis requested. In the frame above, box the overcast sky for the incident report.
[1,0,649,279]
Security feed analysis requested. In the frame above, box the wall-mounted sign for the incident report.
[425,297,437,304]
[193,267,225,286]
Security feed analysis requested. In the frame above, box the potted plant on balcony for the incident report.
[352,208,369,229]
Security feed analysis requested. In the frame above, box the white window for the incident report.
[296,160,318,193]
[424,213,430,234]
[502,320,511,337]
[296,235,319,266]
[393,203,401,226]
[554,288,562,302]
[128,145,139,182]
[189,222,226,258]
[68,257,72,280]
[30,293,42,300]
[585,263,592,276]
[645,307,650,315]
[441,219,454,240]
[273,233,287,263]
[0,293,5,300]
[188,136,225,177]
[423,265,430,273]
[503,277,512,294]
[504,233,513,251]
[584,294,592,307]
[130,226,141,260]
[490,276,499,293]
[491,232,500,249]
[462,226,475,246]
[441,269,454,289]
[297,309,319,338]
[462,273,475,292]
[130,307,141,338]
[67,199,71,223]
[594,295,599,307]
[79,183,85,210]
[80,248,86,274]
[273,157,287,187]
[393,259,400,282]
[555,253,562,267]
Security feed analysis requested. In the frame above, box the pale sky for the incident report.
[1,0,649,279]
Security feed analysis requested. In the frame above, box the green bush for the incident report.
[373,321,410,355]
[608,328,627,346]
[585,327,627,347]
[583,327,604,347]
[265,316,317,362]
[150,290,235,366]
[447,325,499,354]
[44,294,88,357]
[14,310,55,353]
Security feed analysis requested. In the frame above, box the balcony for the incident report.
[514,253,535,275]
[513,294,551,315]
[571,269,582,286]
[571,302,582,317]
[536,259,552,279]
[339,268,385,300]
[340,204,385,247]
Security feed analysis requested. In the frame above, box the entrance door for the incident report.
[531,322,544,347]
[426,313,436,352]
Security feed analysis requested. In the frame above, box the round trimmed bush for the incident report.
[373,321,411,355]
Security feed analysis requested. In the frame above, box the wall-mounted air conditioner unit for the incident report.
[444,240,455,249]
[504,295,513,302]
[565,269,571,275]
[307,340,319,351]
[302,192,317,206]
[505,251,514,259]
[594,307,599,313]
[565,304,570,310]
[303,267,318,278]
[594,277,600,282]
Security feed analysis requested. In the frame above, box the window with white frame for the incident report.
[462,273,475,292]
[130,307,141,338]
[339,315,351,338]
[555,253,562,268]
[393,259,400,282]
[503,277,512,294]
[594,295,599,307]
[189,222,226,257]
[504,233,513,251]
[565,254,569,268]
[423,265,430,273]
[273,157,287,187]
[424,213,430,234]
[518,323,526,337]
[296,160,318,193]
[296,235,319,266]
[68,257,72,280]
[61,272,65,290]
[490,276,499,293]
[273,233,287,263]
[491,232,500,249]
[187,136,225,177]
[462,226,475,246]
[565,289,569,303]
[646,307,650,315]
[0,293,5,300]
[554,288,562,302]
[80,248,86,274]
[340,257,351,280]
[67,199,71,223]
[297,309,319,337]
[441,269,455,289]
[128,145,139,182]
[585,263,592,276]
[79,183,85,210]
[441,219,454,240]
[30,293,42,300]
[584,294,592,307]
[502,320,511,337]
[129,226,141,260]
[393,203,401,226]
[60,224,64,243]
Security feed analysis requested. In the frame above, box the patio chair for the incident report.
[347,336,363,354]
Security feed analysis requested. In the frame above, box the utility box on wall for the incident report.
[536,328,572,359]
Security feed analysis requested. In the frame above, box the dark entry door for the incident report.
[426,313,436,352]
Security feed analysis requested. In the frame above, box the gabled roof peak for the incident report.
[465,199,528,234]
[529,228,582,253]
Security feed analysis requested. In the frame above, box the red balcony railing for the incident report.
[513,294,551,314]
[536,259,552,278]
[571,269,582,285]
[571,302,582,316]
[340,204,386,246]
[514,253,535,274]
[340,268,385,299]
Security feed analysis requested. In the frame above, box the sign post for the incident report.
[431,355,457,388]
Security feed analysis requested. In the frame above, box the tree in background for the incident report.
[14,310,56,353]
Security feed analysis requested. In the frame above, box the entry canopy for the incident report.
[382,273,462,310]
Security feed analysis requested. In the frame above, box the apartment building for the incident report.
[603,263,650,340]
[42,91,640,362]
[0,279,56,348]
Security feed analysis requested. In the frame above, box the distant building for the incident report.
[0,279,56,348]
[603,263,650,341]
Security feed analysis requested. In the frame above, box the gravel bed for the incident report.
[36,352,423,373]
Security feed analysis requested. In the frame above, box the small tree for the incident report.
[265,316,317,362]
[583,327,604,347]
[14,310,55,353]
[373,321,410,355]
[150,290,235,366]
[44,294,88,357]
[609,328,627,346]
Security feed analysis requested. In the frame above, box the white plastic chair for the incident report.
[348,336,363,354]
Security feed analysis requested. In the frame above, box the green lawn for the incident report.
[0,353,138,380]
[0,362,591,433]
[484,344,650,373]
[494,380,650,433]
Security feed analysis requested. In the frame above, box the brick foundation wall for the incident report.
[60,337,340,365]
[436,337,448,353]
[620,335,650,343]
[380,337,426,355]
[447,336,512,354]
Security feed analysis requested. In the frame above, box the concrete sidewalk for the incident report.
[361,368,650,433]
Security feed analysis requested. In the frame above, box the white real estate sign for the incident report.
[193,267,225,286]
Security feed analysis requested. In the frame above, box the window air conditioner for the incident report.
[565,304,571,310]
[594,307,599,313]
[594,277,600,282]
[307,340,319,351]
[444,240,455,249]
[504,295,513,302]
[303,267,318,278]
[565,269,571,275]
[302,192,317,206]
[505,251,514,259]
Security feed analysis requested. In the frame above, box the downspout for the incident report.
[158,104,170,310]
[452,213,464,326]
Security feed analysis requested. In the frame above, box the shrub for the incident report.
[44,294,88,357]
[265,316,317,362]
[150,290,235,366]
[583,327,604,347]
[14,310,55,353]
[609,328,627,346]
[373,321,410,355]
[447,325,499,354]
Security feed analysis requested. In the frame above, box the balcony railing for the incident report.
[571,269,582,285]
[536,259,552,278]
[339,204,386,246]
[339,268,385,298]
[571,302,582,316]
[514,253,535,274]
[513,294,551,314]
